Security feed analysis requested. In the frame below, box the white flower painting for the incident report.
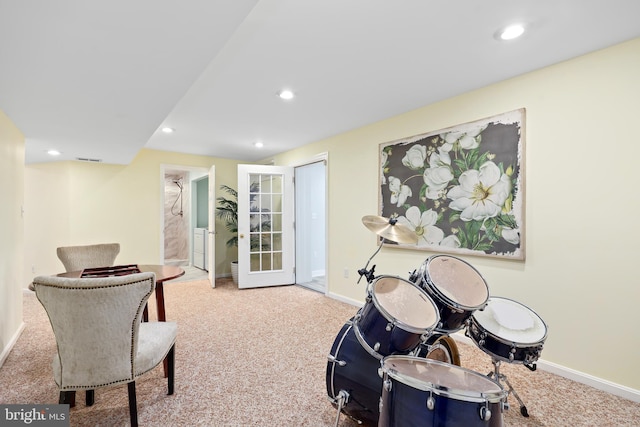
[379,109,525,259]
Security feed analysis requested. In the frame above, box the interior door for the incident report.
[207,165,216,287]
[237,164,294,288]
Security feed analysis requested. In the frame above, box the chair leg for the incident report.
[59,391,76,407]
[86,389,95,406]
[127,382,138,427]
[167,344,175,395]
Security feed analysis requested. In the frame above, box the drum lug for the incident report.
[478,332,486,347]
[374,342,381,352]
[426,391,435,411]
[509,346,516,362]
[385,322,393,332]
[419,332,432,344]
[327,354,346,367]
[479,404,492,421]
[383,379,392,392]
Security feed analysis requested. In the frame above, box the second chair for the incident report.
[56,243,121,272]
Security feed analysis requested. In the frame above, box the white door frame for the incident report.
[291,153,329,294]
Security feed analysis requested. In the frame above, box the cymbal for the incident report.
[362,215,418,244]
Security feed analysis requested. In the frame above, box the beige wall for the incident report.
[273,38,640,391]
[24,149,242,280]
[0,111,25,365]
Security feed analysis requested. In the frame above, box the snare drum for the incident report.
[326,320,384,426]
[379,356,507,427]
[412,255,489,333]
[467,297,547,365]
[355,275,439,356]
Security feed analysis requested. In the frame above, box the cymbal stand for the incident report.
[487,359,530,417]
[357,239,384,285]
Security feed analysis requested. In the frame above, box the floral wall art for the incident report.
[379,109,525,259]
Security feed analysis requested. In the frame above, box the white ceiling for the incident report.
[2,0,640,165]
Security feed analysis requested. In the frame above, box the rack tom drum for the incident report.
[411,255,489,333]
[467,297,547,365]
[355,275,439,356]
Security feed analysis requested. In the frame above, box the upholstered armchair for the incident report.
[56,243,121,272]
[32,272,177,427]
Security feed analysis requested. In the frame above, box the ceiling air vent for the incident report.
[75,157,103,163]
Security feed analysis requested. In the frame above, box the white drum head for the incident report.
[382,356,505,401]
[373,276,439,330]
[426,255,489,308]
[473,297,547,344]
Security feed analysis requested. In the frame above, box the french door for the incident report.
[237,164,294,288]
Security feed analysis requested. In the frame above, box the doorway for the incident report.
[160,165,210,268]
[294,159,327,293]
[163,169,190,266]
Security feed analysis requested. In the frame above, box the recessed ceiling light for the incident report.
[277,89,295,100]
[47,150,61,156]
[161,127,175,134]
[497,24,525,41]
[254,141,264,148]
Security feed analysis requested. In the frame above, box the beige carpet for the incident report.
[2,278,639,426]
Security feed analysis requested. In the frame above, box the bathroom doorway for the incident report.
[160,165,209,267]
[163,169,189,266]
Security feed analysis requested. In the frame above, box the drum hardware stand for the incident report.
[487,359,530,417]
[331,390,351,427]
[357,237,386,285]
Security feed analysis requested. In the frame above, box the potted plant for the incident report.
[216,185,239,284]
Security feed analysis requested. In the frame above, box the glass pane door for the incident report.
[237,164,294,288]
[249,173,283,273]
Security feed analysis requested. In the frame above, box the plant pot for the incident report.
[230,261,238,285]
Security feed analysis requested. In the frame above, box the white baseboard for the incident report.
[0,321,25,368]
[327,292,363,308]
[448,332,640,403]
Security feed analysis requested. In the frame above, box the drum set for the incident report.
[326,216,548,427]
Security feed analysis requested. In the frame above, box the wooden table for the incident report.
[57,264,185,322]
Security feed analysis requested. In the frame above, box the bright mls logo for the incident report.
[1,405,69,426]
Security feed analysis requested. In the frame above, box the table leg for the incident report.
[155,281,169,377]
[155,281,166,322]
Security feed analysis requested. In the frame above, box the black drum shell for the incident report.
[467,315,545,364]
[326,321,382,426]
[378,357,506,427]
[355,300,425,355]
[378,375,504,427]
[411,255,489,333]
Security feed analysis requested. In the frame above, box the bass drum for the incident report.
[326,319,383,426]
[379,356,507,427]
[412,334,461,366]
